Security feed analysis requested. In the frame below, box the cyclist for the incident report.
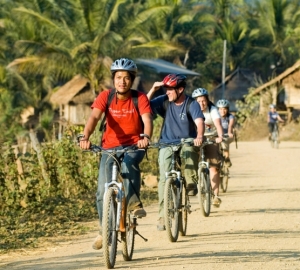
[192,88,223,207]
[147,74,205,231]
[216,99,235,167]
[79,58,153,250]
[268,104,284,141]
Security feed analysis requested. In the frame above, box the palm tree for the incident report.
[246,0,300,77]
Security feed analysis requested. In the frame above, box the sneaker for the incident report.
[132,207,147,218]
[186,183,198,196]
[157,217,166,231]
[92,235,103,250]
[224,157,232,167]
[212,196,222,208]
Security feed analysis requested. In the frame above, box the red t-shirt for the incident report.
[92,90,152,148]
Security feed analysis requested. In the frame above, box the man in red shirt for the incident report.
[79,58,153,250]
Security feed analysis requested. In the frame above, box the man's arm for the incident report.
[79,108,103,149]
[193,118,205,146]
[147,81,164,100]
[228,117,235,138]
[214,118,224,143]
[137,113,153,148]
[277,114,285,122]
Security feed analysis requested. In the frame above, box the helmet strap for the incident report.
[174,88,184,102]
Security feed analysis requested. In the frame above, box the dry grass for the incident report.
[238,115,300,141]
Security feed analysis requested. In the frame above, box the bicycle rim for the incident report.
[102,188,118,269]
[272,131,279,148]
[198,169,211,217]
[221,166,229,193]
[164,177,180,242]
[121,212,135,261]
[179,182,188,236]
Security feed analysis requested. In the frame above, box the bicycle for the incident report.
[271,122,279,149]
[219,135,230,193]
[149,138,192,242]
[197,137,215,217]
[77,135,148,269]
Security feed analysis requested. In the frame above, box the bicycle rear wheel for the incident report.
[102,188,118,269]
[198,168,211,217]
[164,177,180,242]
[179,180,188,236]
[220,165,229,193]
[121,211,135,261]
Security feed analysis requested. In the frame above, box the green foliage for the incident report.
[0,124,161,252]
[0,136,100,251]
[235,89,260,125]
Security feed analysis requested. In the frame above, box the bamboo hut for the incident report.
[248,60,300,122]
[210,68,258,112]
[50,75,92,138]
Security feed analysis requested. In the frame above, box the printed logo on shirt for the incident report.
[179,113,186,120]
[109,108,135,118]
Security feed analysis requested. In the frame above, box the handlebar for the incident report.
[148,138,195,150]
[76,134,145,155]
[148,137,218,151]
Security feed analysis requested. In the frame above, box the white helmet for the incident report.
[216,99,230,108]
[192,88,208,98]
[269,104,276,109]
[110,58,137,75]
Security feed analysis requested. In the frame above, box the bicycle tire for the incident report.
[271,129,279,149]
[179,181,188,236]
[274,131,279,149]
[102,188,118,269]
[164,177,180,242]
[121,211,135,261]
[220,165,229,193]
[198,168,211,217]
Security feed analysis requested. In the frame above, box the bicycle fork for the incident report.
[166,170,182,214]
[103,162,124,232]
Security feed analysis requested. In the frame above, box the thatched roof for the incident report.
[50,75,90,105]
[210,68,257,100]
[248,60,300,97]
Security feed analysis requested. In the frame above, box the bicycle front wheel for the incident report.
[273,131,279,149]
[220,165,229,193]
[164,177,180,242]
[198,168,211,217]
[121,211,135,261]
[102,188,118,269]
[179,180,188,236]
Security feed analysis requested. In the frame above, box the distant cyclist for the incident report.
[268,104,284,141]
[192,88,223,207]
[216,99,235,167]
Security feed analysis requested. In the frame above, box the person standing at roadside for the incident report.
[79,58,153,250]
[147,74,205,231]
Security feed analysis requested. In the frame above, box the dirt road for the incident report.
[1,141,300,270]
